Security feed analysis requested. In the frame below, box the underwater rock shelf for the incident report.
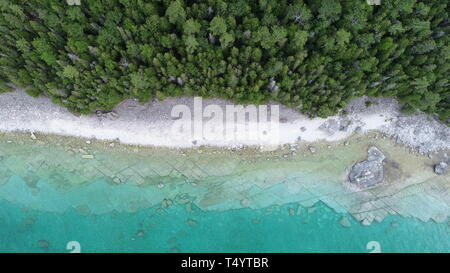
[0,132,448,226]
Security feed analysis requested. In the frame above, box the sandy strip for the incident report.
[0,89,448,153]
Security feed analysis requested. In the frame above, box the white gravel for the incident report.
[0,89,448,152]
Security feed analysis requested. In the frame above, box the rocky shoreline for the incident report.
[0,131,449,226]
[348,146,386,189]
[0,90,448,153]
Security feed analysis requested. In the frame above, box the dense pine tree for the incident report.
[0,0,448,123]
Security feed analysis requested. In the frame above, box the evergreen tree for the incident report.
[0,0,447,123]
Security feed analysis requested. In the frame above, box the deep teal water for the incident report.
[1,195,449,253]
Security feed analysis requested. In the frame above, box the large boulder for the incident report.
[349,147,386,189]
[319,119,340,135]
[434,162,448,175]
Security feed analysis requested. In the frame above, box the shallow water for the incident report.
[0,133,449,253]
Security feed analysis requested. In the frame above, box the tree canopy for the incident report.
[0,0,448,123]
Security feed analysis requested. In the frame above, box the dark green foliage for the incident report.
[0,0,448,123]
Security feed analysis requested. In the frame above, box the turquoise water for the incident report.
[0,178,448,253]
[0,136,449,253]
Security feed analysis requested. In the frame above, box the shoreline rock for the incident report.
[348,146,386,189]
[434,162,448,175]
[0,90,448,151]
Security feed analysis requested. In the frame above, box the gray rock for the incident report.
[96,110,119,120]
[308,146,316,153]
[434,162,448,175]
[348,147,386,189]
[112,176,122,184]
[339,119,352,131]
[319,119,340,135]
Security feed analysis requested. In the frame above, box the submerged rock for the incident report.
[187,218,198,227]
[434,162,448,175]
[361,219,371,226]
[75,204,91,216]
[339,216,352,227]
[136,230,145,237]
[112,176,122,184]
[38,240,50,250]
[170,247,181,253]
[167,237,177,244]
[348,146,386,189]
[162,199,173,207]
[288,208,296,216]
[185,203,192,213]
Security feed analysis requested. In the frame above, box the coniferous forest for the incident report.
[0,0,449,122]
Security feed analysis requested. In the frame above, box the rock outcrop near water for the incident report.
[0,133,449,226]
[434,162,448,175]
[348,147,386,189]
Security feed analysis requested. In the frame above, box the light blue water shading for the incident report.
[0,194,449,253]
[0,135,449,253]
